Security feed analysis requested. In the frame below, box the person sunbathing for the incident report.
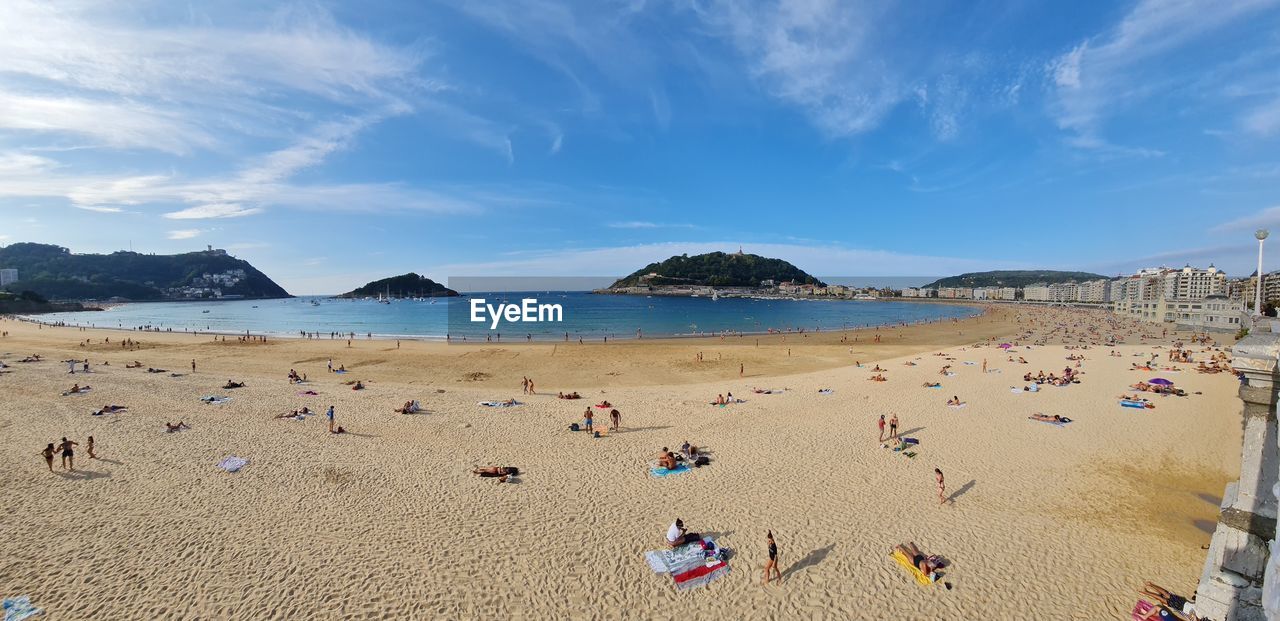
[947,396,964,406]
[275,410,303,419]
[93,404,127,415]
[1135,582,1199,620]
[922,382,941,388]
[869,374,887,382]
[223,380,246,389]
[395,400,421,414]
[125,361,143,368]
[165,421,189,432]
[656,447,680,470]
[713,394,726,404]
[500,398,517,406]
[1029,413,1070,423]
[473,466,518,482]
[66,384,88,394]
[557,391,582,399]
[894,542,942,578]
[351,381,365,390]
[146,367,167,373]
[596,400,612,408]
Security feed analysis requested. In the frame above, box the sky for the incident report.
[1,0,1279,294]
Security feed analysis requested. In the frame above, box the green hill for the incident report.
[922,270,1108,289]
[338,273,458,298]
[609,251,825,288]
[0,242,289,301]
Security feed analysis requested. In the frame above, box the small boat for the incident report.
[202,310,210,314]
[310,300,320,307]
[252,305,259,308]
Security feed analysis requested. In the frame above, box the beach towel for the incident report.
[1120,400,1151,409]
[890,550,935,586]
[925,385,942,389]
[1131,600,1154,621]
[2,595,41,621]
[61,387,91,396]
[962,361,976,366]
[477,401,521,407]
[200,396,231,405]
[333,369,347,374]
[217,456,248,473]
[673,560,729,591]
[947,403,968,409]
[650,463,691,477]
[818,389,833,395]
[644,538,714,574]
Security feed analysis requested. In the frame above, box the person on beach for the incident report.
[473,466,518,483]
[57,437,78,471]
[666,518,701,547]
[87,436,97,460]
[326,405,336,433]
[40,443,55,472]
[935,468,946,505]
[327,359,333,373]
[763,530,782,585]
[1136,582,1198,620]
[522,376,529,394]
[165,422,189,432]
[657,447,679,470]
[947,396,964,406]
[191,359,196,373]
[610,408,621,431]
[894,542,942,578]
[888,414,899,441]
[878,415,886,442]
[583,407,594,432]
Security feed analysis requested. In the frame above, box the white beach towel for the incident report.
[644,537,715,574]
[947,403,968,409]
[217,456,248,473]
[200,396,231,405]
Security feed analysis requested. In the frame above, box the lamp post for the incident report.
[1255,229,1269,316]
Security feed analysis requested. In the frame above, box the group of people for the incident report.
[656,442,706,469]
[39,437,91,471]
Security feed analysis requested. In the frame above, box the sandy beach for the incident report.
[0,307,1241,619]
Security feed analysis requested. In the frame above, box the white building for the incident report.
[937,287,973,299]
[1163,265,1226,299]
[0,268,17,287]
[1048,282,1079,303]
[1077,279,1111,303]
[999,287,1018,301]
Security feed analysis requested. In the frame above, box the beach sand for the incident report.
[0,308,1240,619]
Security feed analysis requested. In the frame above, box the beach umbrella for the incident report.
[1148,378,1174,386]
[998,343,1012,349]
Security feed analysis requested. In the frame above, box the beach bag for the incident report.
[569,423,580,432]
[694,456,710,467]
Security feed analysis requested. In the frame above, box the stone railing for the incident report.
[1195,332,1279,620]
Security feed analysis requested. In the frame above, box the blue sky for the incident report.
[1,0,1279,294]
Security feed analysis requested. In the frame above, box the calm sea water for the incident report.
[31,293,981,341]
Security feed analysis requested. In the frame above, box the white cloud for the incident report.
[1242,98,1280,136]
[607,221,695,229]
[1046,0,1280,145]
[1212,205,1280,233]
[164,204,262,220]
[166,229,202,240]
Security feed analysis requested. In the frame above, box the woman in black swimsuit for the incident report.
[39,443,55,472]
[763,530,781,585]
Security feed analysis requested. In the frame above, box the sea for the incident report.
[29,293,982,341]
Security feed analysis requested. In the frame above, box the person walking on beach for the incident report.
[610,408,621,431]
[522,376,529,395]
[528,378,535,395]
[981,358,987,373]
[326,405,336,433]
[763,530,782,585]
[191,359,196,373]
[327,358,333,373]
[878,414,886,442]
[888,414,899,441]
[86,436,97,460]
[935,468,946,505]
[57,437,78,471]
[40,443,55,472]
[739,363,744,377]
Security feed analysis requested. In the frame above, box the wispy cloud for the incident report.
[1212,205,1280,233]
[1045,0,1280,150]
[607,221,695,229]
[166,229,202,240]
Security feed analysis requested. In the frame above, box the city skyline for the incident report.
[1,1,1279,293]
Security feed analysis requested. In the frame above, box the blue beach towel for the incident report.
[650,464,691,477]
[2,596,41,621]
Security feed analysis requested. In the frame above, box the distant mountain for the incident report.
[922,270,1109,289]
[608,251,825,288]
[338,273,458,298]
[0,242,289,301]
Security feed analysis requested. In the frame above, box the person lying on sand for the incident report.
[557,391,582,399]
[922,382,941,388]
[473,466,518,483]
[1029,413,1071,423]
[165,421,189,432]
[947,396,965,406]
[395,400,421,414]
[666,518,702,548]
[680,441,699,458]
[125,361,143,368]
[222,380,246,389]
[894,542,943,578]
[93,404,127,415]
[65,384,89,394]
[352,381,365,390]
[869,374,887,382]
[146,368,167,373]
[596,400,612,408]
[1135,582,1200,620]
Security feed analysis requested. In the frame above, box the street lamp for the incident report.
[1256,229,1269,316]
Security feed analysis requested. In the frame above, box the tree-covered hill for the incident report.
[922,270,1109,289]
[337,273,458,298]
[0,242,290,301]
[609,251,825,288]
